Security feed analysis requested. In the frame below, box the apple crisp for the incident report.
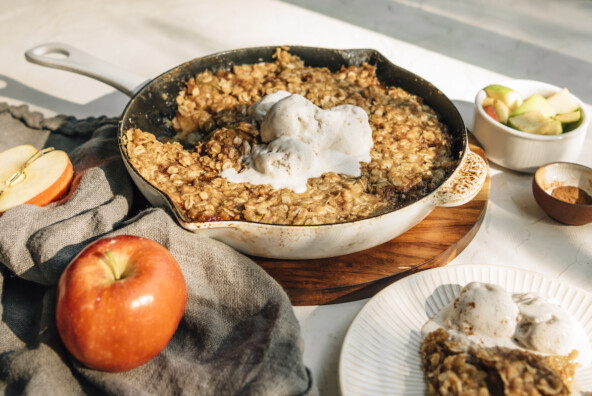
[421,328,578,396]
[124,48,457,225]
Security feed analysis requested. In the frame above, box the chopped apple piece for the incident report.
[493,99,510,124]
[483,105,499,121]
[553,109,581,124]
[484,84,523,110]
[0,145,73,213]
[482,97,495,107]
[508,111,562,135]
[510,94,555,118]
[481,84,583,134]
[547,88,579,114]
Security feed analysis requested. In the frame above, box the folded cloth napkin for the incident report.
[0,104,317,396]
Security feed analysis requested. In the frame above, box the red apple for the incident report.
[56,235,187,372]
[483,104,499,122]
[0,145,73,213]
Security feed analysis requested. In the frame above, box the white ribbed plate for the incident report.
[339,265,592,395]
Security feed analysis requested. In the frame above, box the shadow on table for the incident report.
[0,75,128,118]
[280,0,592,104]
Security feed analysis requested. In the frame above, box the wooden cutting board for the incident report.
[253,139,490,306]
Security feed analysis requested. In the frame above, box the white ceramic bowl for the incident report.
[473,80,590,173]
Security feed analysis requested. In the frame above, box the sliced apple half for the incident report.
[508,111,562,135]
[547,88,579,115]
[0,145,74,213]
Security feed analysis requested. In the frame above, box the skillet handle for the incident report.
[433,148,488,207]
[25,42,150,97]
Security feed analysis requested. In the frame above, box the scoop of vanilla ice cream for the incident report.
[260,94,372,157]
[248,90,292,124]
[250,136,315,177]
[220,92,373,193]
[319,105,373,161]
[513,292,591,366]
[449,282,519,339]
[260,94,324,147]
[221,136,316,192]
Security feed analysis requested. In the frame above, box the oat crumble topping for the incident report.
[421,329,577,396]
[124,48,457,225]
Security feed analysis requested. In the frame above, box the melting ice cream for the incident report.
[422,282,591,367]
[220,91,373,193]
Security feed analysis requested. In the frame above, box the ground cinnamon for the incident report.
[551,185,592,205]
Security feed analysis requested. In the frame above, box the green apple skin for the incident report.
[508,111,562,135]
[553,109,581,124]
[510,94,555,118]
[562,114,584,133]
[483,85,523,110]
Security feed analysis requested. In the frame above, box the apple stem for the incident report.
[104,250,120,280]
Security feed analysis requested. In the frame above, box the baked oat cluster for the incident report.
[421,329,577,396]
[124,48,456,225]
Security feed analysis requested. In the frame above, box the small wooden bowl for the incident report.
[532,162,592,225]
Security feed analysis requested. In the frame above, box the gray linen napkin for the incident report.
[0,103,317,396]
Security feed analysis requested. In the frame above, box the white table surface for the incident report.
[2,1,591,394]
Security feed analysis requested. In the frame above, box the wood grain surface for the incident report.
[253,141,490,306]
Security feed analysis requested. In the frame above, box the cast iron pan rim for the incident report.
[117,45,468,227]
